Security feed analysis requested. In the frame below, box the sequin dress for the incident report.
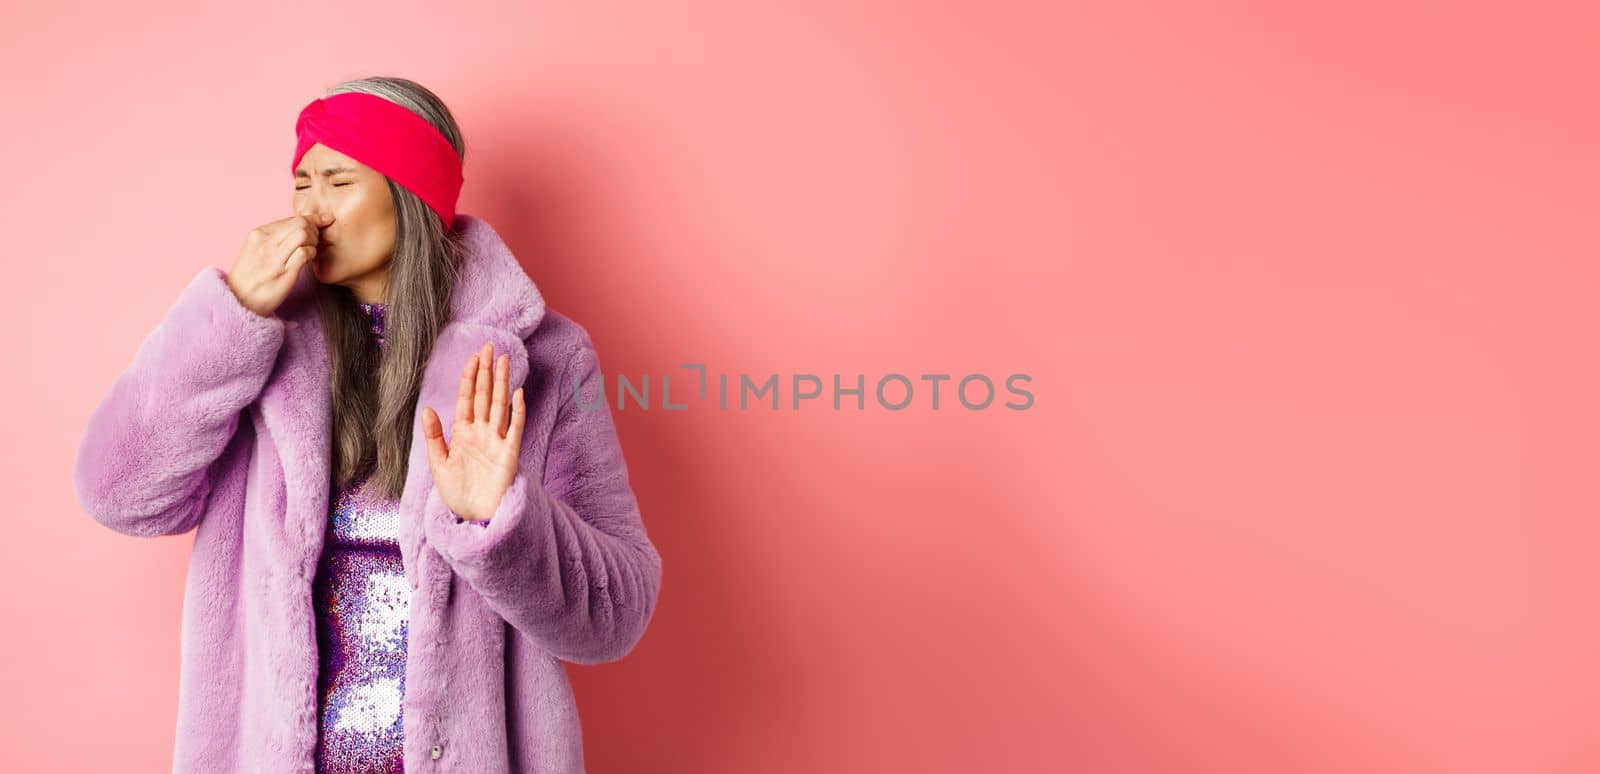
[312,302,494,773]
[312,301,408,773]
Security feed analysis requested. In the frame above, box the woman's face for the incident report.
[293,143,397,303]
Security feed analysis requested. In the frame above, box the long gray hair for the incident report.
[313,76,467,499]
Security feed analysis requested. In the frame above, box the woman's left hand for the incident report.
[421,342,526,523]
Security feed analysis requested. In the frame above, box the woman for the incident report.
[72,76,663,773]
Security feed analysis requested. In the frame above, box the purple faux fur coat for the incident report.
[72,214,663,773]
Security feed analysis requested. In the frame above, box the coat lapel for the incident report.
[254,212,547,583]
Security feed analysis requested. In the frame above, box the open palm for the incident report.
[421,341,526,523]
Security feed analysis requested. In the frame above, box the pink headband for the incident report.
[291,92,464,229]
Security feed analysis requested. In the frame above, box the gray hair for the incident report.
[315,76,468,498]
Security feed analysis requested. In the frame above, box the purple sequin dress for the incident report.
[313,301,406,773]
[312,302,491,773]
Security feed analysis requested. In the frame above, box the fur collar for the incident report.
[251,213,547,583]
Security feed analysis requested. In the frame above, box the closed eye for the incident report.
[295,182,353,191]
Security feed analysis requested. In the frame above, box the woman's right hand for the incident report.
[225,213,334,318]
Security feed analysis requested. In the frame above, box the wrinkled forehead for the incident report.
[293,143,368,178]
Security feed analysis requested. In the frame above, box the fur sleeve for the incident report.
[73,266,285,537]
[422,336,663,664]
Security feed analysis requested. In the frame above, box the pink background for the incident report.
[7,1,1599,771]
